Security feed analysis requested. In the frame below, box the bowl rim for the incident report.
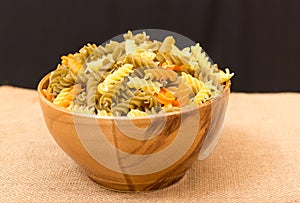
[37,72,231,120]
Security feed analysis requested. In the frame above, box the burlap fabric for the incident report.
[0,86,299,202]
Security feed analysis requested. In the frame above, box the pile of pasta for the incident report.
[43,31,233,117]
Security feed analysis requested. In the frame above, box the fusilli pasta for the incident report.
[42,30,233,117]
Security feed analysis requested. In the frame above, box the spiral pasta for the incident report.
[49,65,75,96]
[127,109,149,117]
[86,77,99,107]
[181,72,207,94]
[161,106,181,113]
[119,54,157,68]
[127,76,162,93]
[144,69,177,82]
[70,104,96,115]
[128,66,150,78]
[61,54,83,74]
[53,84,82,108]
[86,56,114,73]
[97,109,112,116]
[193,85,211,104]
[191,43,212,71]
[219,68,234,83]
[111,101,135,116]
[155,52,191,71]
[145,106,163,115]
[98,64,134,94]
[124,31,150,45]
[43,30,233,117]
[74,92,87,105]
[173,78,194,107]
[98,88,120,112]
[77,43,98,63]
[159,36,175,53]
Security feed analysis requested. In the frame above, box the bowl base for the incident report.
[88,172,186,192]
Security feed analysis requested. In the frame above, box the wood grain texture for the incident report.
[37,74,230,191]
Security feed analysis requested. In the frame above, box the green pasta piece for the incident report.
[49,66,75,96]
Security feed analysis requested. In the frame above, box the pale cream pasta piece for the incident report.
[191,43,212,70]
[71,104,96,115]
[125,39,138,55]
[127,109,149,117]
[127,76,162,93]
[144,69,177,82]
[159,36,175,53]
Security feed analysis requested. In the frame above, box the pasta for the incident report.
[74,92,87,105]
[98,64,133,94]
[144,68,177,82]
[53,84,82,108]
[49,65,75,96]
[127,109,149,117]
[86,76,99,106]
[124,31,150,45]
[155,52,187,67]
[193,85,211,104]
[119,54,157,68]
[145,106,163,115]
[98,88,120,112]
[172,78,194,106]
[97,109,112,116]
[181,72,206,94]
[42,30,234,117]
[127,76,162,93]
[159,36,175,53]
[68,103,96,115]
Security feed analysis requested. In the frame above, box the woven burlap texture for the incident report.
[0,86,299,203]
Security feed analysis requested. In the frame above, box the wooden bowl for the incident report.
[37,73,230,191]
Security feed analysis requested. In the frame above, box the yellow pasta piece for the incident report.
[98,64,134,94]
[135,50,156,61]
[219,68,234,83]
[53,84,82,108]
[181,72,206,94]
[194,86,211,104]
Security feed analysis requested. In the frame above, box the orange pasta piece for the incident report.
[42,88,54,102]
[168,65,183,72]
[162,63,183,72]
[154,88,180,107]
[61,54,82,74]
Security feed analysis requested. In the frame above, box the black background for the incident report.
[0,0,299,92]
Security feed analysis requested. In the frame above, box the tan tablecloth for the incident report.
[0,86,299,202]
